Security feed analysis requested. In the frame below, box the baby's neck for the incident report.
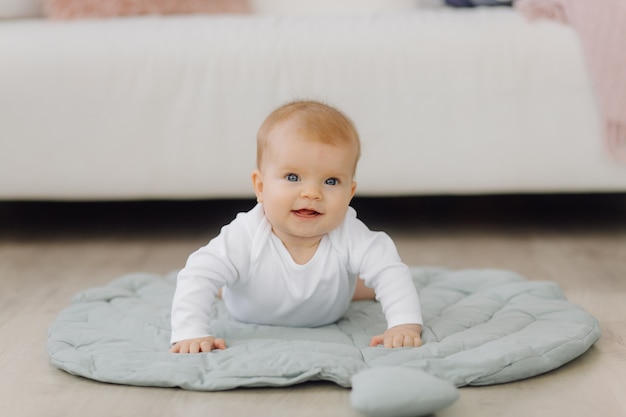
[279,235,322,265]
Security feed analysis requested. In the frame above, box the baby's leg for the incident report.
[352,277,376,301]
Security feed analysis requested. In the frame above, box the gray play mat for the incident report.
[47,267,600,416]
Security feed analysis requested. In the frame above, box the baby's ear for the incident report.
[251,170,264,203]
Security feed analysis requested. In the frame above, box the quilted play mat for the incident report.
[48,267,600,417]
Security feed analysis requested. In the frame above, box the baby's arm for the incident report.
[170,336,227,354]
[369,323,422,348]
[170,222,245,351]
[346,219,423,348]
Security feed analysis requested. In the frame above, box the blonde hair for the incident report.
[256,100,361,173]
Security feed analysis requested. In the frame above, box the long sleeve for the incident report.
[359,233,423,328]
[340,210,423,328]
[170,210,255,344]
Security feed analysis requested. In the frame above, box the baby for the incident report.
[170,100,422,353]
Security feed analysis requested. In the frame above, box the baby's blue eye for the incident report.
[286,173,299,182]
[325,178,339,186]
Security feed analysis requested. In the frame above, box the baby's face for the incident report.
[252,120,357,248]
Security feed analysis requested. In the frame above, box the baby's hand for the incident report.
[169,336,227,354]
[369,324,422,348]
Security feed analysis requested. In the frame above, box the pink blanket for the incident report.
[516,0,626,161]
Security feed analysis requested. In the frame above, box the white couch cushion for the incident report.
[1,8,618,200]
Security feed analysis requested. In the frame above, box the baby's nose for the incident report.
[300,184,322,199]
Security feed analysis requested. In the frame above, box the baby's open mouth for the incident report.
[292,209,321,218]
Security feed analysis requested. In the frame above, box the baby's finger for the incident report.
[213,338,227,350]
[382,335,391,348]
[414,336,423,347]
[200,340,214,352]
[394,334,407,348]
[189,341,201,354]
[369,335,384,347]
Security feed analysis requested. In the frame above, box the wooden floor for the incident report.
[1,195,625,417]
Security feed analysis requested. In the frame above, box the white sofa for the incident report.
[2,2,625,201]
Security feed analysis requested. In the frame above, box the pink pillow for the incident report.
[44,0,250,19]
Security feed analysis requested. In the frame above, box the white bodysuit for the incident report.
[170,204,422,344]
